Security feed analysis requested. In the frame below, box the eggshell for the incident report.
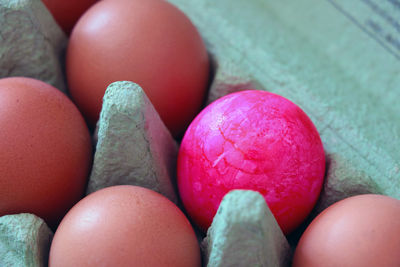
[177,90,325,234]
[49,185,201,267]
[66,0,210,136]
[42,0,98,35]
[0,77,92,229]
[293,194,400,267]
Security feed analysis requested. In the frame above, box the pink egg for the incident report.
[177,90,325,234]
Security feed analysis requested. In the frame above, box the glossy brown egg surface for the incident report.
[67,0,210,137]
[49,185,201,267]
[0,77,92,229]
[293,194,400,267]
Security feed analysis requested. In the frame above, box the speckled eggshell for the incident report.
[49,185,201,267]
[66,0,209,137]
[177,90,325,234]
[0,77,92,229]
[293,194,400,267]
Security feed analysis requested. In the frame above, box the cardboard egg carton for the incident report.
[0,0,67,93]
[1,0,400,266]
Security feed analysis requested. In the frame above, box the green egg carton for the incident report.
[1,0,399,266]
[167,0,400,211]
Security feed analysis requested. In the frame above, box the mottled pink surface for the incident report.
[177,90,325,234]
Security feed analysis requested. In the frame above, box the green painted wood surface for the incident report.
[168,0,400,210]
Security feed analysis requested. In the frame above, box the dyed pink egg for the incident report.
[177,90,325,234]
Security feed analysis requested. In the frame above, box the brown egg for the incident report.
[293,194,400,267]
[66,0,209,137]
[42,0,98,35]
[0,77,92,229]
[49,185,201,267]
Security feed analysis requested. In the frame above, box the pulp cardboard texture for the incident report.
[0,214,53,267]
[87,81,179,204]
[169,0,400,213]
[0,0,67,92]
[202,190,291,267]
[205,56,265,105]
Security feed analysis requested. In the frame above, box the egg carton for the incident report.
[1,0,400,266]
